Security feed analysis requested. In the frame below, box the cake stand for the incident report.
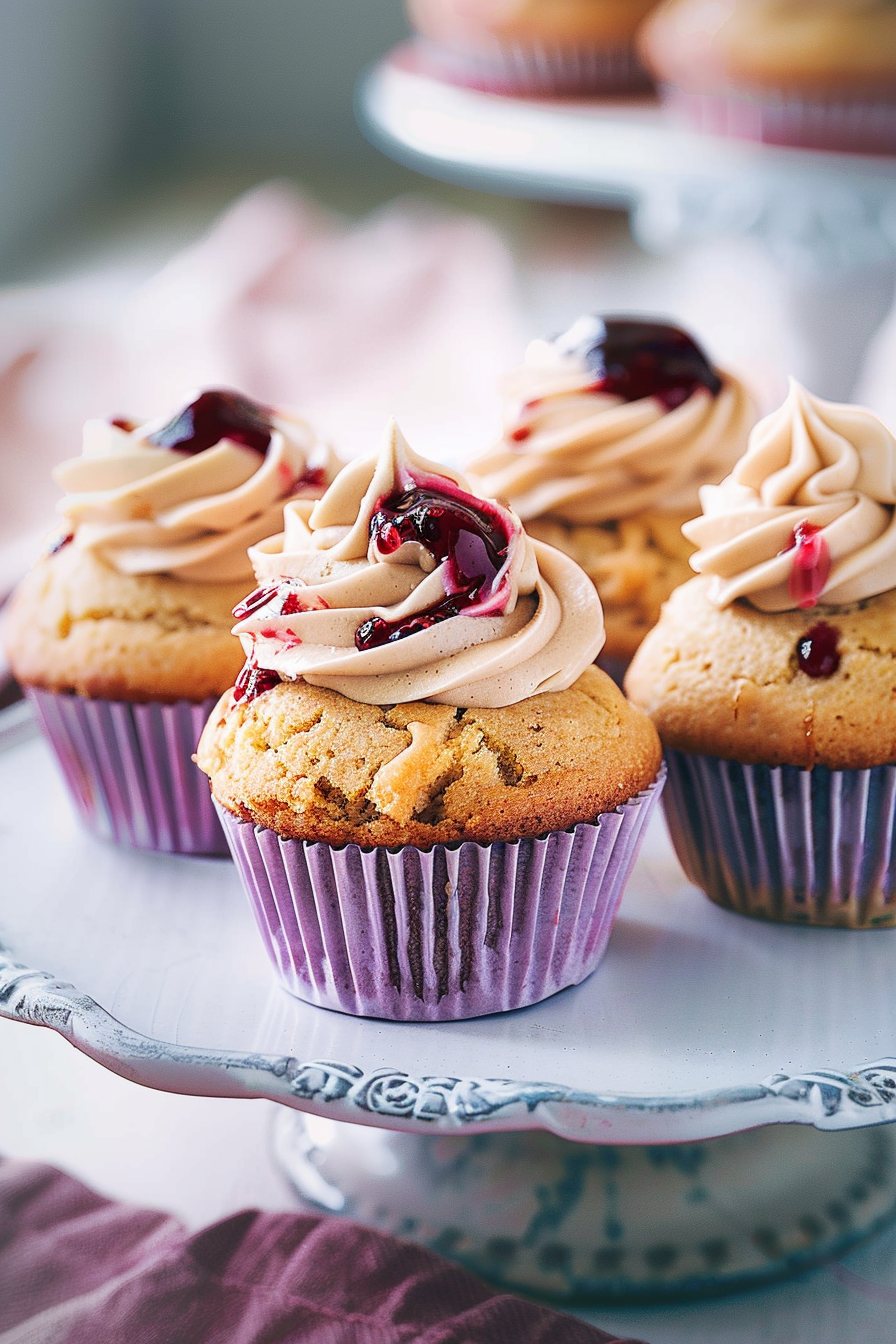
[6,703,896,1305]
[356,48,896,404]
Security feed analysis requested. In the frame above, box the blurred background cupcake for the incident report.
[4,388,339,855]
[406,0,657,95]
[467,313,756,680]
[198,420,663,1020]
[639,0,896,153]
[626,379,896,927]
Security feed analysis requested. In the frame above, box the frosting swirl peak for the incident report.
[234,420,605,707]
[54,389,339,583]
[685,380,896,611]
[468,316,755,524]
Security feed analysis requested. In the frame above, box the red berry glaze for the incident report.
[796,622,840,678]
[355,474,514,651]
[554,316,722,412]
[147,389,272,457]
[784,521,831,610]
[232,659,281,703]
[47,530,73,557]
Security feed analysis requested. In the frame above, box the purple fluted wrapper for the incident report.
[28,687,228,856]
[413,38,652,97]
[215,766,664,1022]
[663,748,896,928]
[664,87,896,155]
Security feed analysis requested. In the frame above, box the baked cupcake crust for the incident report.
[197,664,661,847]
[408,0,658,48]
[5,545,247,701]
[640,0,896,96]
[625,575,896,770]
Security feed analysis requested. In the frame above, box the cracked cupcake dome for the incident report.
[197,665,660,847]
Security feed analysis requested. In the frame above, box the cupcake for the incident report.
[467,315,755,680]
[5,388,338,855]
[639,0,896,154]
[197,419,663,1020]
[626,379,896,927]
[406,0,657,97]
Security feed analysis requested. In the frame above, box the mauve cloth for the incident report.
[0,1159,647,1344]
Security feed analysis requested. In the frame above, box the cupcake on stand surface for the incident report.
[406,0,657,96]
[467,314,755,682]
[4,388,339,855]
[639,0,896,153]
[627,379,896,927]
[198,419,663,1020]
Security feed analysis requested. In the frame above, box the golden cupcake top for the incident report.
[685,379,896,612]
[467,315,754,525]
[639,0,896,94]
[53,389,339,584]
[408,0,659,46]
[232,419,606,708]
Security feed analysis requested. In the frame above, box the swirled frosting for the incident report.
[685,380,896,611]
[53,389,339,583]
[468,316,755,525]
[232,419,605,707]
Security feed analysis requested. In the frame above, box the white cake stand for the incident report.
[6,704,896,1304]
[356,48,896,404]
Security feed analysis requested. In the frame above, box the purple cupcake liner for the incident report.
[215,766,664,1022]
[663,748,896,928]
[27,687,228,856]
[414,37,652,97]
[663,87,896,155]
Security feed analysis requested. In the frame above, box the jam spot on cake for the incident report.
[356,475,514,651]
[147,389,272,457]
[509,425,531,443]
[783,521,831,610]
[555,316,722,412]
[47,530,73,557]
[796,622,840,678]
[232,659,281,703]
[109,416,135,432]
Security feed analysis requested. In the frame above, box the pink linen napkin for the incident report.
[0,1158,647,1343]
[0,181,523,599]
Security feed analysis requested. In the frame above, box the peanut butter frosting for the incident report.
[233,419,605,708]
[54,389,339,584]
[467,315,754,526]
[685,380,896,612]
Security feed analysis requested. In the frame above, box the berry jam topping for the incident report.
[553,316,722,412]
[147,389,272,457]
[47,530,73,557]
[796,622,840,679]
[109,416,135,432]
[232,659,281,703]
[783,521,831,610]
[232,580,329,621]
[355,476,514,652]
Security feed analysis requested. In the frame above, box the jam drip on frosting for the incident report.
[232,659,281,703]
[355,477,513,651]
[784,521,831,610]
[554,316,722,412]
[146,389,272,457]
[796,623,840,679]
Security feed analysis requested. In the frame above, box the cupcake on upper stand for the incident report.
[626,379,896,927]
[406,0,657,96]
[638,0,896,153]
[5,388,339,855]
[467,314,755,680]
[197,419,663,1021]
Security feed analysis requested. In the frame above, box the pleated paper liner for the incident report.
[216,766,665,1022]
[663,87,896,155]
[413,37,652,97]
[663,748,896,928]
[28,687,228,856]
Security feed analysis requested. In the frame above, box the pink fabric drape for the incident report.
[0,1159,647,1343]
